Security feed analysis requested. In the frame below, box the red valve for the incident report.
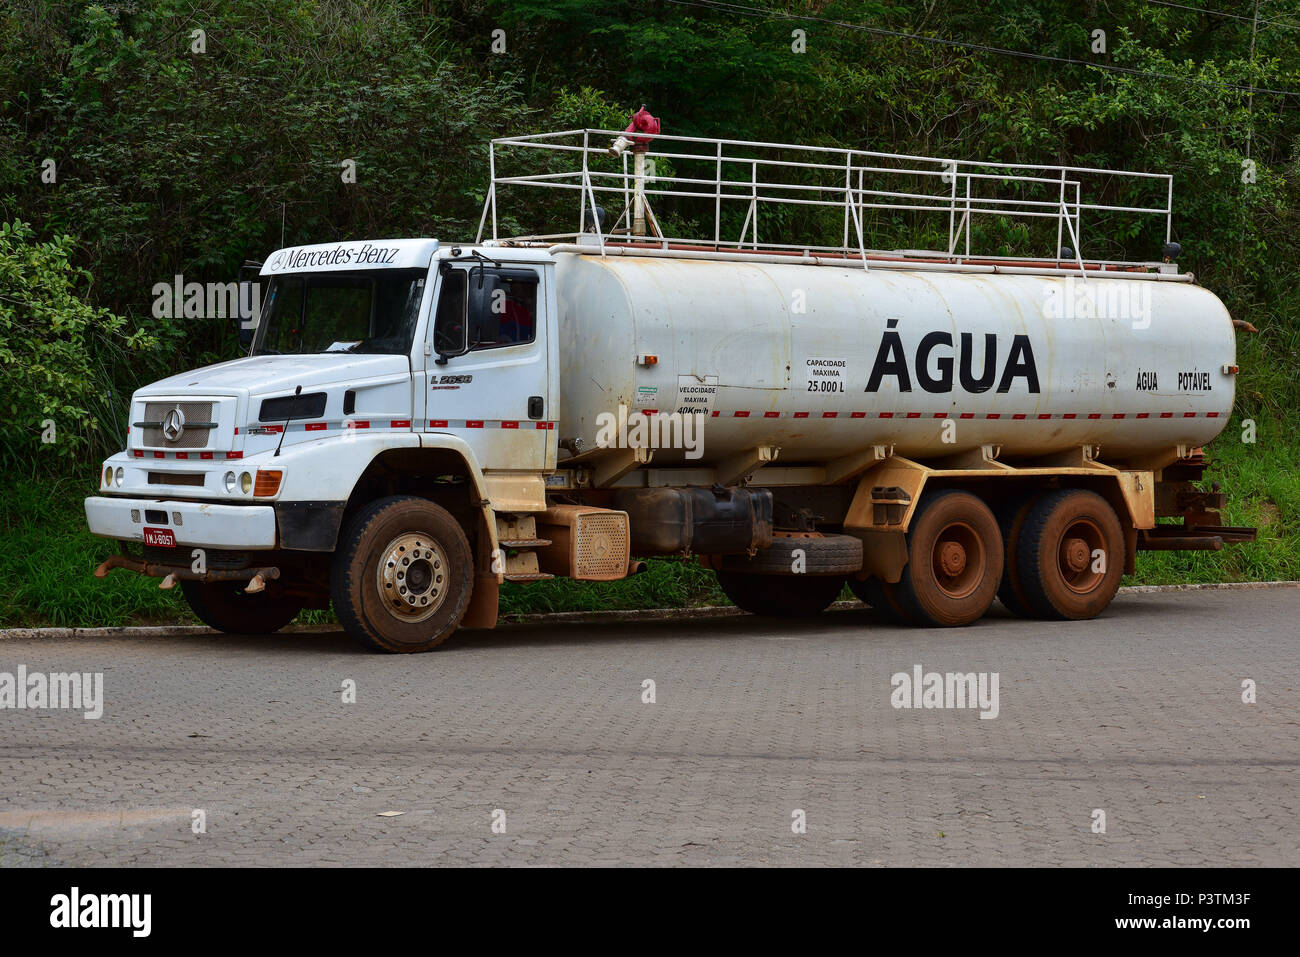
[623,106,661,148]
[609,107,661,156]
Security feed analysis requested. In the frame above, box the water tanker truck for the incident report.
[84,126,1255,651]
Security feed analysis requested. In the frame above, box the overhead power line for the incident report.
[663,0,1300,99]
[1144,0,1300,32]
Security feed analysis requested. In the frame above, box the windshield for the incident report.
[254,269,427,355]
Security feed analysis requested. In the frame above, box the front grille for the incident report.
[148,471,205,487]
[140,401,215,448]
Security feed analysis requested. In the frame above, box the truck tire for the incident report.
[995,494,1045,618]
[892,490,1003,627]
[180,580,302,635]
[849,577,914,625]
[330,495,473,653]
[1015,489,1123,620]
[719,532,862,575]
[716,570,846,617]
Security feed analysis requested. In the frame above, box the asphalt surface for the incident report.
[1,587,1297,867]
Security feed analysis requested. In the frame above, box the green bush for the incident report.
[0,220,154,471]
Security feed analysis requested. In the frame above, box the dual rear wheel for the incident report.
[728,487,1124,627]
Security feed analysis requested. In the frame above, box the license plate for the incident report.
[143,527,176,547]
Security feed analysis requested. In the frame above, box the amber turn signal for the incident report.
[253,469,283,497]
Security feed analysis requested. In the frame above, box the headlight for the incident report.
[114,467,124,487]
[224,471,237,493]
[239,471,252,494]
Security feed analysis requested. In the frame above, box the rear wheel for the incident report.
[892,490,1003,627]
[330,495,473,653]
[716,570,846,617]
[1016,489,1124,620]
[995,494,1045,618]
[180,579,302,635]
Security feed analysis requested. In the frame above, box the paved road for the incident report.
[1,588,1297,866]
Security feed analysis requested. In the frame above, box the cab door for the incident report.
[420,260,553,471]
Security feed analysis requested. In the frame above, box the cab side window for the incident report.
[469,269,539,350]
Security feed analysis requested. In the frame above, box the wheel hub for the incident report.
[939,540,967,576]
[1057,519,1106,595]
[1063,537,1090,573]
[931,522,983,599]
[376,533,448,623]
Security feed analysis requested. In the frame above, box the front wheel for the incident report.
[180,579,302,635]
[330,496,473,653]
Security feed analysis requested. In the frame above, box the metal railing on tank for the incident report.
[475,127,1176,277]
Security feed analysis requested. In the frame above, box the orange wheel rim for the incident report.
[930,522,983,599]
[1057,518,1105,595]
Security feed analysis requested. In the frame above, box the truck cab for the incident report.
[86,239,560,651]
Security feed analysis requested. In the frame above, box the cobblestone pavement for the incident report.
[1,588,1296,866]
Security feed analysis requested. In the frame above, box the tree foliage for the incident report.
[2,0,1300,469]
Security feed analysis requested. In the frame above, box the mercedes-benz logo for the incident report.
[162,408,186,442]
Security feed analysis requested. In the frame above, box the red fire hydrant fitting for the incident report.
[609,107,661,157]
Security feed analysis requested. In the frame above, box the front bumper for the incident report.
[84,496,278,549]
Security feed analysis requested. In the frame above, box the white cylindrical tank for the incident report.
[554,253,1236,465]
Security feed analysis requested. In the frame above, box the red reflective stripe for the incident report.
[225,451,242,460]
[176,452,189,460]
[390,419,411,428]
[200,452,214,460]
[233,427,239,435]
[465,420,484,428]
[1113,413,1126,419]
[986,413,1000,419]
[1183,412,1196,418]
[850,412,866,418]
[1160,412,1173,418]
[934,413,948,419]
[734,411,750,417]
[133,450,145,458]
[711,411,720,417]
[1207,411,1220,418]
[305,422,326,431]
[430,419,448,428]
[906,412,921,418]
[793,412,810,418]
[878,412,894,419]
[959,413,974,419]
[1012,413,1026,420]
[1062,413,1077,419]
[1038,414,1052,419]
[823,411,838,418]
[644,410,658,415]
[535,422,549,430]
[153,451,165,459]
[764,411,780,418]
[1136,413,1150,418]
[1087,413,1102,420]
[353,420,370,428]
